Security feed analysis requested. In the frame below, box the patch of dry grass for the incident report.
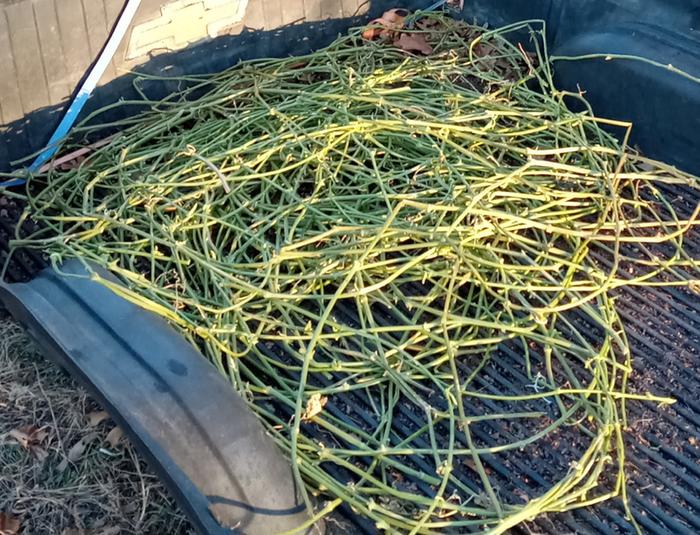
[0,312,193,535]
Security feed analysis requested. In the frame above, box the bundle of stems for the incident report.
[12,13,700,533]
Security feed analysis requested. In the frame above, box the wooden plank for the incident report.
[82,0,116,82]
[342,0,365,18]
[281,0,305,25]
[244,0,266,30]
[103,0,124,24]
[262,0,284,29]
[303,0,322,21]
[56,0,91,84]
[32,0,71,103]
[0,10,23,123]
[102,0,126,78]
[320,0,344,20]
[6,2,51,114]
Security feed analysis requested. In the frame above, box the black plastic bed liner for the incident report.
[2,184,699,534]
[1,1,699,533]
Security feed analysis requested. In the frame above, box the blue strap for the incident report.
[0,0,142,188]
[2,0,449,189]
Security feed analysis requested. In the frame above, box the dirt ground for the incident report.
[0,312,194,535]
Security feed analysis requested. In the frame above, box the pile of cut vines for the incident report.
[9,12,700,534]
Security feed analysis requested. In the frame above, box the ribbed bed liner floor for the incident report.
[1,185,698,534]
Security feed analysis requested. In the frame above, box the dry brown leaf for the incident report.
[394,33,433,55]
[7,429,29,449]
[416,17,442,31]
[9,426,36,449]
[86,410,110,427]
[301,393,328,422]
[464,458,475,470]
[361,25,384,40]
[463,458,482,473]
[472,41,501,70]
[0,513,20,535]
[105,426,124,448]
[362,8,408,40]
[8,425,50,460]
[34,428,49,443]
[382,8,408,26]
[66,432,100,464]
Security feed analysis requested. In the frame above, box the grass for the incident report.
[0,312,193,535]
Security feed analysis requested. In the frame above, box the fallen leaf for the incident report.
[62,432,100,469]
[301,393,328,422]
[8,429,30,449]
[463,458,485,473]
[57,154,86,171]
[9,426,37,449]
[361,24,385,40]
[34,428,49,443]
[362,8,408,40]
[86,410,110,427]
[394,33,433,55]
[0,513,20,535]
[466,462,492,476]
[382,8,408,26]
[105,426,124,448]
[473,41,499,69]
[416,17,442,31]
[8,425,50,460]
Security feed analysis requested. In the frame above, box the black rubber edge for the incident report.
[551,21,700,175]
[0,259,319,535]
